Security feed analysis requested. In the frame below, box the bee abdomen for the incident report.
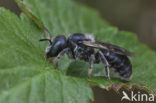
[118,63,132,79]
[106,54,132,80]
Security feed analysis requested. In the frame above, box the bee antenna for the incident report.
[39,38,53,44]
[40,27,53,45]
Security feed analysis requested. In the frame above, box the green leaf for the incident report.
[15,0,156,93]
[0,8,93,103]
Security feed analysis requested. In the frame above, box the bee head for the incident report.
[39,35,67,58]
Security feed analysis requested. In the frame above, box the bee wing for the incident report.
[82,41,135,57]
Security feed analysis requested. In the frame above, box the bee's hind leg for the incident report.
[98,51,112,84]
[88,54,95,79]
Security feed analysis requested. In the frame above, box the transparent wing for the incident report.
[82,41,135,57]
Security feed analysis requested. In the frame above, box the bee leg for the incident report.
[53,48,70,65]
[88,54,95,79]
[67,49,74,59]
[70,41,79,58]
[105,65,112,84]
[98,51,112,84]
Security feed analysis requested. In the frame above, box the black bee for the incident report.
[40,33,135,83]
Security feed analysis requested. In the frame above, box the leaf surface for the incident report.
[0,8,93,103]
[15,0,156,93]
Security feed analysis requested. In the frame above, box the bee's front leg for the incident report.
[53,48,70,65]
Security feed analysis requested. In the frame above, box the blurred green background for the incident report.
[77,0,156,50]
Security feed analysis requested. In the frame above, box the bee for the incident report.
[40,33,135,83]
